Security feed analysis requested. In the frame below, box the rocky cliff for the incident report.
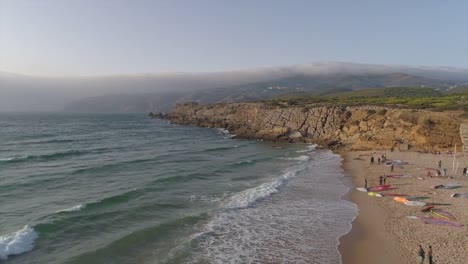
[167,102,462,151]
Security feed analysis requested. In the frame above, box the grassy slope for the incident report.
[267,87,468,112]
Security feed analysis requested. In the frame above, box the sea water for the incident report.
[0,113,356,264]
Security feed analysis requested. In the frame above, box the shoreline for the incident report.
[337,150,468,264]
[337,151,401,264]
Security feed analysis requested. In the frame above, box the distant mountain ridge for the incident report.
[63,72,460,113]
[2,62,468,112]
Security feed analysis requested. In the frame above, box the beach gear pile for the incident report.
[357,155,465,228]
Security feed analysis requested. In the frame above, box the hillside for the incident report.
[63,72,459,113]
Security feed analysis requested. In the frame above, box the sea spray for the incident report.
[0,226,38,260]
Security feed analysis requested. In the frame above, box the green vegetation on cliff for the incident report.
[269,87,468,112]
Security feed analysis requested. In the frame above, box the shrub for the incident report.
[377,109,387,115]
[422,118,435,128]
[349,120,360,126]
[399,112,419,125]
[343,110,352,120]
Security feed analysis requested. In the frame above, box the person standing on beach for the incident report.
[378,175,383,185]
[390,164,394,172]
[428,245,433,264]
[417,245,425,264]
[364,179,368,189]
[438,160,442,169]
[370,156,374,164]
[383,176,387,184]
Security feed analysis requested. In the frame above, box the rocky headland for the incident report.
[166,102,462,151]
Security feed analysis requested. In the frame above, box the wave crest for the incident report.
[224,169,299,209]
[296,144,318,153]
[55,204,85,213]
[282,155,310,161]
[0,225,38,260]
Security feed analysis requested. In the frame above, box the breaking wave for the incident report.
[296,144,318,153]
[224,167,303,210]
[0,225,38,260]
[55,204,85,213]
[281,155,310,161]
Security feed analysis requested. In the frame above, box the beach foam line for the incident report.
[224,169,301,209]
[55,204,85,213]
[296,144,318,153]
[0,225,38,260]
[216,128,230,135]
[281,155,310,161]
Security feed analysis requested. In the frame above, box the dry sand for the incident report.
[339,151,468,264]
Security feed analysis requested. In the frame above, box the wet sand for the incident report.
[339,151,468,264]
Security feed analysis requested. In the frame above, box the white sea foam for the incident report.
[224,170,299,209]
[0,225,38,260]
[0,156,27,162]
[296,144,318,153]
[282,155,310,161]
[216,128,230,135]
[55,204,85,213]
[189,151,358,264]
[233,160,252,165]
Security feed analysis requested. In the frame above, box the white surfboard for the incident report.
[356,187,368,192]
[404,201,426,207]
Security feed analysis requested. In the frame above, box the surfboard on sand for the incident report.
[356,187,368,192]
[405,201,426,206]
[430,209,456,220]
[394,197,408,203]
[421,206,434,212]
[368,192,382,197]
[406,196,429,201]
[381,193,408,197]
[407,216,463,228]
[367,185,392,192]
[432,183,461,190]
[451,193,468,198]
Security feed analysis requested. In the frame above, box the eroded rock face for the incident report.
[166,102,461,151]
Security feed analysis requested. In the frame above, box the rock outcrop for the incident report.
[148,112,165,119]
[167,102,462,151]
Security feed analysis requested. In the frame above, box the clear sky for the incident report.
[1,0,467,76]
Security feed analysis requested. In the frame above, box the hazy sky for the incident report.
[1,0,467,76]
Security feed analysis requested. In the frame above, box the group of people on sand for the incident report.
[425,160,446,178]
[364,176,388,188]
[418,245,433,264]
[370,153,387,165]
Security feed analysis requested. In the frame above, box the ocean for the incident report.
[0,113,356,264]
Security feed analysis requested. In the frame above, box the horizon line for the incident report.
[2,61,468,79]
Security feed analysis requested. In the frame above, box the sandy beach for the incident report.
[339,150,468,264]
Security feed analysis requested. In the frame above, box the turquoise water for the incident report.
[0,113,356,264]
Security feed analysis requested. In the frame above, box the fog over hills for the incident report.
[1,62,468,112]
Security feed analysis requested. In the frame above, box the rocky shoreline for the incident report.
[166,102,462,151]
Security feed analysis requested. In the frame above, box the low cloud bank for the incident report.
[1,62,467,112]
